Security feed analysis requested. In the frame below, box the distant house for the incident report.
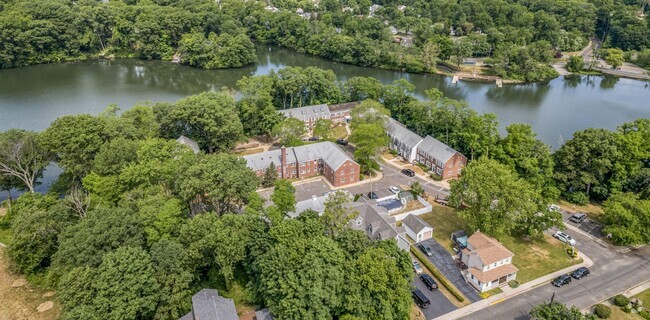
[180,289,238,320]
[279,103,356,129]
[243,142,360,187]
[416,135,467,179]
[461,231,518,293]
[279,104,330,129]
[347,201,410,251]
[176,135,200,154]
[402,214,433,242]
[386,118,424,163]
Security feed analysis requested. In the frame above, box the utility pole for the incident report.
[550,292,556,304]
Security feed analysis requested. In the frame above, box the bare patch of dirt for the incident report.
[528,246,551,260]
[0,248,60,320]
[0,207,6,217]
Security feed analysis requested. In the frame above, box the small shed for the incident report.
[451,230,468,248]
[402,214,433,242]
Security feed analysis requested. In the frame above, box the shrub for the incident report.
[566,192,589,205]
[389,149,398,156]
[639,310,650,320]
[508,280,520,288]
[594,304,611,319]
[430,173,443,181]
[614,294,629,307]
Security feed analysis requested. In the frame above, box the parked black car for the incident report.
[569,212,587,223]
[336,139,348,145]
[571,267,590,279]
[418,244,433,257]
[420,274,438,290]
[552,274,572,287]
[401,168,415,177]
[308,136,320,141]
[367,191,378,199]
[412,288,431,308]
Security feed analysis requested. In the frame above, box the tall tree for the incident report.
[449,158,558,238]
[161,91,244,153]
[262,163,278,188]
[322,191,355,237]
[313,118,334,140]
[271,179,296,216]
[178,153,259,214]
[150,239,193,320]
[272,117,307,147]
[349,123,389,173]
[0,130,52,193]
[39,114,109,177]
[603,192,650,245]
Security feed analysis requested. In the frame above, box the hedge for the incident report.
[594,304,611,319]
[410,245,466,303]
[613,294,629,307]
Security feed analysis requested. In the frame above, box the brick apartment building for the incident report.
[243,141,360,187]
[416,135,467,180]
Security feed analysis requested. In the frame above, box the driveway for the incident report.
[418,239,482,303]
[412,276,457,319]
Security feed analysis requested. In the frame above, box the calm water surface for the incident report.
[1,47,649,195]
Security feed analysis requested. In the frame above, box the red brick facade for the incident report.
[323,159,360,187]
[417,150,467,180]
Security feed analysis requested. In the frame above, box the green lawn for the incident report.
[633,288,650,306]
[419,206,582,284]
[0,229,10,245]
[332,125,348,139]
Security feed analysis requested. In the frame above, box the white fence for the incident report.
[392,196,432,221]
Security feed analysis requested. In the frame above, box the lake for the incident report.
[1,46,649,196]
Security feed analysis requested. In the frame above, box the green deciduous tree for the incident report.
[530,301,586,320]
[313,118,334,140]
[566,55,584,73]
[349,123,388,174]
[449,158,559,238]
[322,191,355,237]
[603,192,650,245]
[178,32,256,69]
[40,114,110,177]
[272,117,307,147]
[603,48,624,68]
[150,239,193,319]
[0,130,52,193]
[160,91,244,153]
[262,162,278,188]
[271,179,296,216]
[178,153,258,214]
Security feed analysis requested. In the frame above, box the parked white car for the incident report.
[548,204,560,212]
[413,261,423,274]
[554,231,576,246]
[389,186,400,194]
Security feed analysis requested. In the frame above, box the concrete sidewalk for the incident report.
[583,280,650,312]
[434,252,594,320]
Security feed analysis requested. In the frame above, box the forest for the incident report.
[0,67,648,319]
[1,0,649,80]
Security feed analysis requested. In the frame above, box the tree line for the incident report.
[2,0,649,78]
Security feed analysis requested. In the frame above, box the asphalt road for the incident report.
[459,228,650,320]
[412,276,458,319]
[418,239,482,303]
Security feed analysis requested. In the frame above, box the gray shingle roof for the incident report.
[328,102,358,112]
[255,309,275,320]
[243,142,355,172]
[176,135,200,154]
[243,149,283,171]
[402,214,432,234]
[289,194,327,218]
[347,202,399,241]
[418,135,460,163]
[279,104,330,121]
[386,118,424,149]
[190,289,238,320]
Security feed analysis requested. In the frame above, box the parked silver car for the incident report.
[554,231,576,246]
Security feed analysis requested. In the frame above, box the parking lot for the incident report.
[411,276,457,319]
[417,239,482,303]
[560,210,606,239]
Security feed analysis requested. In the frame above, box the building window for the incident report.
[341,178,345,182]
[301,170,305,174]
[493,263,497,267]
[291,170,296,174]
[290,163,295,167]
[350,168,354,173]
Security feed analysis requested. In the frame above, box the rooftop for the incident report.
[181,289,238,320]
[402,214,432,233]
[279,104,330,121]
[418,135,462,163]
[243,142,356,172]
[466,231,514,266]
[386,118,424,149]
[467,263,518,283]
[176,135,200,154]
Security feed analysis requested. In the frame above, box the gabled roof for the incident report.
[293,141,355,171]
[466,231,514,265]
[347,202,399,241]
[468,263,518,283]
[182,289,238,320]
[176,135,200,154]
[328,102,358,112]
[279,104,330,121]
[402,214,432,234]
[386,118,424,149]
[243,149,284,171]
[289,194,327,218]
[418,135,462,163]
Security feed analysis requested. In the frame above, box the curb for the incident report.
[581,279,650,312]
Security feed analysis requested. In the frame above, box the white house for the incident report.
[401,214,433,242]
[461,231,518,293]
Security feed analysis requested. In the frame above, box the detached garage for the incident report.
[402,214,433,242]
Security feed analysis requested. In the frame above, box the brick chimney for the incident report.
[281,146,287,178]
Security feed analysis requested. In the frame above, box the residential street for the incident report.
[459,229,650,320]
